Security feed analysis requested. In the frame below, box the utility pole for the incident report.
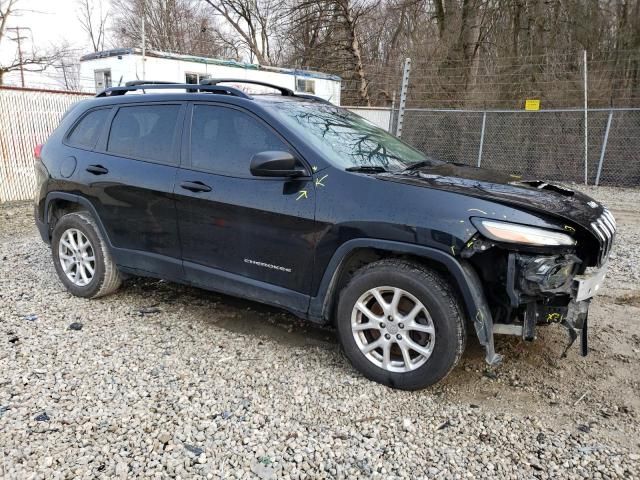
[7,26,30,88]
[141,0,146,79]
[59,60,69,90]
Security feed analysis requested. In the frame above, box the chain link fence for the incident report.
[401,108,639,186]
[345,52,639,187]
[346,107,639,187]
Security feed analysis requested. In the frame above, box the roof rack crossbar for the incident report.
[95,83,252,99]
[199,78,294,96]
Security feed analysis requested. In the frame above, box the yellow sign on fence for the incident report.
[525,99,541,111]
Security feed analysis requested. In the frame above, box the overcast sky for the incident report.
[1,0,112,88]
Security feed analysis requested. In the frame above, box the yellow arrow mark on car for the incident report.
[315,174,328,187]
[296,190,308,201]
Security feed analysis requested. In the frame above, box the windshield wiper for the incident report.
[400,160,435,172]
[345,166,388,173]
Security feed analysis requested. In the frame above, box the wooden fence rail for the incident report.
[0,87,91,202]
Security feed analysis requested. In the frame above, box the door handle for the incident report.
[180,180,212,193]
[86,164,109,175]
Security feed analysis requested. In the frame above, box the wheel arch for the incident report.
[44,193,112,247]
[310,239,480,326]
[309,238,502,366]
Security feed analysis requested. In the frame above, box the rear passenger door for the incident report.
[73,102,185,279]
[174,103,317,309]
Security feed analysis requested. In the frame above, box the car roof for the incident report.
[76,92,329,113]
[92,80,335,107]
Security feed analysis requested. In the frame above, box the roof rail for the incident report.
[124,80,178,87]
[199,78,294,97]
[295,93,334,105]
[95,83,252,98]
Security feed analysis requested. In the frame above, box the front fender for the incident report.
[308,238,501,365]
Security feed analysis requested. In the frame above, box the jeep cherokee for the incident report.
[34,79,615,389]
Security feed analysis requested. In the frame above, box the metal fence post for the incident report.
[595,111,613,186]
[477,111,487,167]
[388,90,396,133]
[395,58,411,137]
[583,49,588,185]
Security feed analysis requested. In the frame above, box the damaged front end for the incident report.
[460,209,616,365]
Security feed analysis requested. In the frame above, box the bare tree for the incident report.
[0,0,20,85]
[339,0,378,106]
[202,0,288,64]
[111,0,236,58]
[54,48,83,91]
[284,0,377,105]
[77,0,108,52]
[0,0,70,86]
[287,0,640,107]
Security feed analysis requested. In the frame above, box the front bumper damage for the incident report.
[461,262,503,365]
[461,253,608,365]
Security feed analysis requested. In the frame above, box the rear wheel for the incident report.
[51,211,121,298]
[336,259,465,390]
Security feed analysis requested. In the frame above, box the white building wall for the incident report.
[346,107,393,131]
[79,53,341,104]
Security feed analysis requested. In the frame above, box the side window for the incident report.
[67,108,111,149]
[107,105,180,164]
[190,105,289,176]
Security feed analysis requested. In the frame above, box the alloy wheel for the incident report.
[58,228,95,287]
[351,286,435,373]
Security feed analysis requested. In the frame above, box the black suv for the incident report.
[34,79,615,389]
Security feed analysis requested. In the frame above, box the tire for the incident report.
[336,259,466,390]
[51,211,122,298]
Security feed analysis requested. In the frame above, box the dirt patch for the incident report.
[616,291,640,307]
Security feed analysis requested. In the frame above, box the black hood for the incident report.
[379,163,603,229]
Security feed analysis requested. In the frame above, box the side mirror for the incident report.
[250,151,307,178]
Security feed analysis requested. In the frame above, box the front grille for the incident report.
[590,209,616,266]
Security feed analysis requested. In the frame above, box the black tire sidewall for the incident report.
[51,213,107,298]
[337,265,462,390]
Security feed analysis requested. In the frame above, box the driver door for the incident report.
[174,103,317,310]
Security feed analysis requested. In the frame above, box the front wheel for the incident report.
[336,259,466,390]
[51,211,122,298]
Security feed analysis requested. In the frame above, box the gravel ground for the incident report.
[1,186,639,479]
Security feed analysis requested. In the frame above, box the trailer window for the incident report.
[296,78,315,94]
[186,72,211,84]
[94,69,112,91]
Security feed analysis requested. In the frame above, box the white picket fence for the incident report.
[0,87,91,202]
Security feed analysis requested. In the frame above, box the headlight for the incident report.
[472,219,576,246]
[521,255,579,292]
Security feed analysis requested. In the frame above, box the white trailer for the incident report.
[79,48,342,105]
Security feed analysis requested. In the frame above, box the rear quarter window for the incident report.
[107,104,180,164]
[67,108,111,149]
